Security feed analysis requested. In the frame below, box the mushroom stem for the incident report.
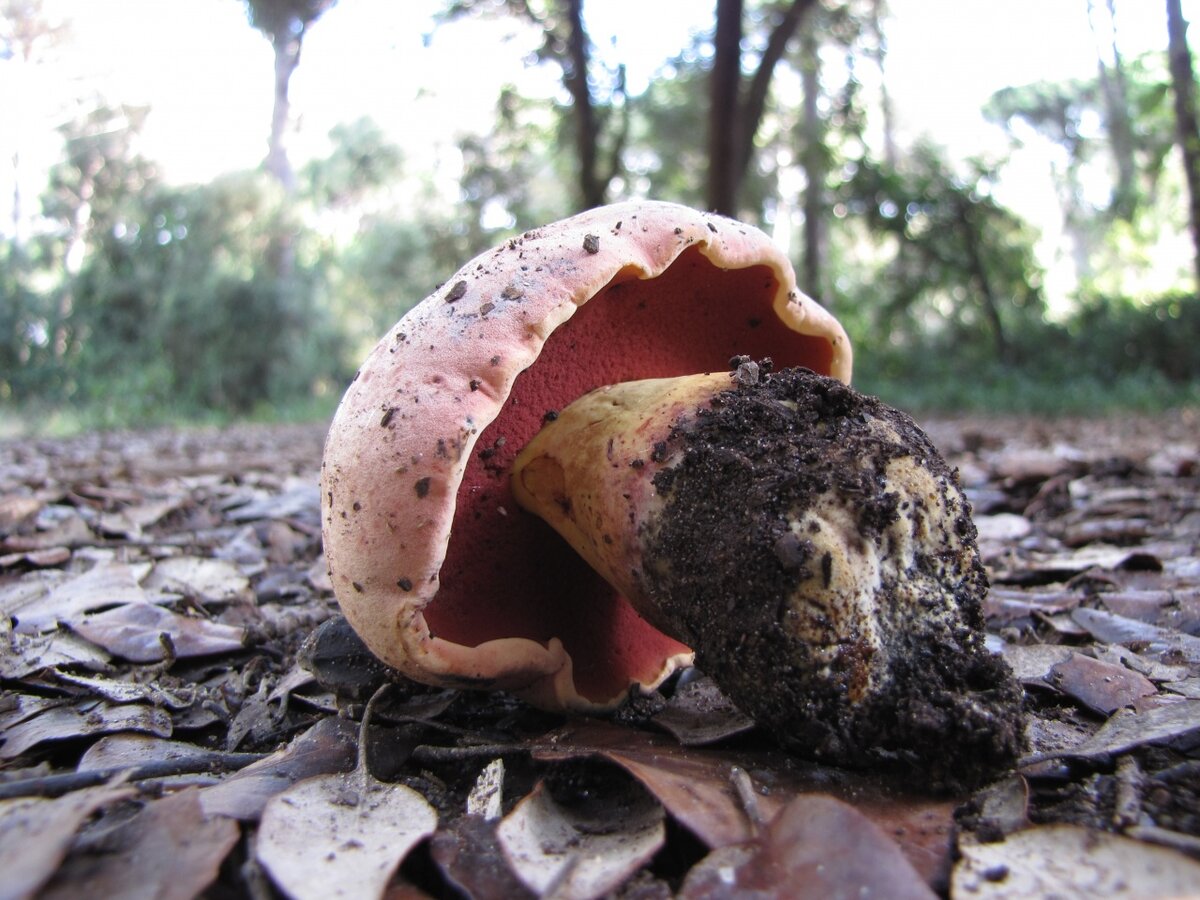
[512,361,1023,788]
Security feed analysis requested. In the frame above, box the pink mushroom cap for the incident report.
[320,200,852,710]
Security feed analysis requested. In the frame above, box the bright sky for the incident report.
[2,0,1195,237]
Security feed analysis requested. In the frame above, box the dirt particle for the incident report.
[414,477,432,498]
[543,410,559,424]
[479,302,495,317]
[445,280,468,302]
[583,234,601,254]
[501,284,524,301]
[351,582,364,593]
[380,407,397,428]
[469,379,481,392]
[397,578,413,592]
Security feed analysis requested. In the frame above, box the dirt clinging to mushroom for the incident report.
[641,361,1024,790]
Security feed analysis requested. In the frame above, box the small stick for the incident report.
[0,750,266,801]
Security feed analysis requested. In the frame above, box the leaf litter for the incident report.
[0,415,1197,897]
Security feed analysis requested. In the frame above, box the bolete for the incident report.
[321,200,1022,786]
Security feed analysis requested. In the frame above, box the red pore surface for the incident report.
[426,247,835,702]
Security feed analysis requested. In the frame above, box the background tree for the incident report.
[1,0,67,246]
[243,0,337,194]
[1167,0,1200,291]
[707,0,818,215]
[440,0,628,211]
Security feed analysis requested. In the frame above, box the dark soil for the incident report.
[644,363,1024,790]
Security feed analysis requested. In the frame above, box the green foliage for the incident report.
[834,144,1045,363]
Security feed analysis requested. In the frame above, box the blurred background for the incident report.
[2,0,1198,432]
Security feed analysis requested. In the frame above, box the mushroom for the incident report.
[321,200,1021,785]
[511,359,1023,785]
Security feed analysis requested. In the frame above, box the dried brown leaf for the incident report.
[256,767,438,900]
[199,716,358,820]
[142,556,251,604]
[1049,652,1157,715]
[0,782,134,900]
[679,793,935,900]
[72,602,245,662]
[39,788,239,900]
[953,825,1200,897]
[0,700,172,761]
[5,562,149,634]
[497,781,665,900]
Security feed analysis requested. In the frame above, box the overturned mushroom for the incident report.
[512,360,1023,785]
[321,201,1021,785]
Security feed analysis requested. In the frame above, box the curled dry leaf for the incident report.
[142,556,252,605]
[429,816,536,900]
[0,782,134,900]
[953,824,1200,897]
[1048,652,1157,715]
[533,720,956,885]
[38,788,239,900]
[256,767,438,900]
[678,793,935,900]
[1072,606,1200,664]
[200,716,359,821]
[5,562,150,634]
[651,674,756,746]
[72,603,245,662]
[0,701,172,761]
[496,780,665,900]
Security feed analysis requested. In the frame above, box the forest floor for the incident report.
[1,412,1199,898]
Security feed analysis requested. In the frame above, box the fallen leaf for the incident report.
[1072,606,1200,663]
[142,556,251,605]
[0,626,111,679]
[430,816,536,900]
[497,780,665,900]
[200,716,358,820]
[256,768,438,900]
[975,513,1033,542]
[999,643,1074,684]
[533,720,956,885]
[678,793,935,900]
[1,510,93,553]
[0,700,173,761]
[39,788,239,900]
[0,495,43,533]
[72,603,245,662]
[226,483,320,523]
[5,562,149,634]
[0,783,134,900]
[652,674,756,746]
[0,547,72,568]
[953,825,1200,897]
[466,758,505,820]
[77,734,213,772]
[1035,699,1200,761]
[52,671,195,708]
[1049,652,1157,714]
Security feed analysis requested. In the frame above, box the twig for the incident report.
[0,750,266,801]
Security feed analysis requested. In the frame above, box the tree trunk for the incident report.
[707,0,816,216]
[708,0,743,216]
[869,0,897,169]
[1089,0,1137,220]
[737,0,817,185]
[799,25,824,301]
[1167,0,1200,292]
[563,0,605,209]
[266,33,300,194]
[957,198,1009,361]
